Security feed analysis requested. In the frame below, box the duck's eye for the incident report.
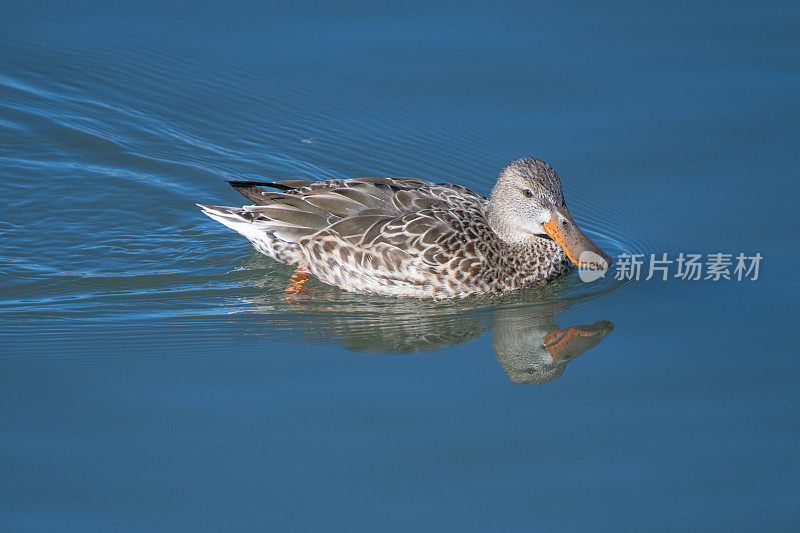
[523,189,533,198]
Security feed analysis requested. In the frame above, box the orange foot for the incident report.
[282,265,310,300]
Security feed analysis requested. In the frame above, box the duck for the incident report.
[198,157,612,298]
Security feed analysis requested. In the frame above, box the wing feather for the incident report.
[303,193,368,217]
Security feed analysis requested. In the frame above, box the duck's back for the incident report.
[232,176,486,217]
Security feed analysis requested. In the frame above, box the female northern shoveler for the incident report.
[198,158,612,298]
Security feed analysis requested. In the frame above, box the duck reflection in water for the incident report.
[239,266,614,385]
[491,308,613,384]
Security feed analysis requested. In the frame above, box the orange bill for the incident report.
[542,207,613,269]
[542,320,615,362]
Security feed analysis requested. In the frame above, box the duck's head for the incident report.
[486,158,613,269]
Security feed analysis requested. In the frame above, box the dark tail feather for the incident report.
[227,180,313,205]
[226,180,287,205]
[227,180,295,190]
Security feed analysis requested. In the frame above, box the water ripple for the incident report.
[0,34,658,348]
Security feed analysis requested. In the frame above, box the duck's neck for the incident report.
[484,201,568,275]
[486,204,532,246]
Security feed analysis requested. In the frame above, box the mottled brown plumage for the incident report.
[198,158,611,298]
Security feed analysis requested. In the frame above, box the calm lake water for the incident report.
[2,1,799,530]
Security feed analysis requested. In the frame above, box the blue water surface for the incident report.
[1,1,799,530]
